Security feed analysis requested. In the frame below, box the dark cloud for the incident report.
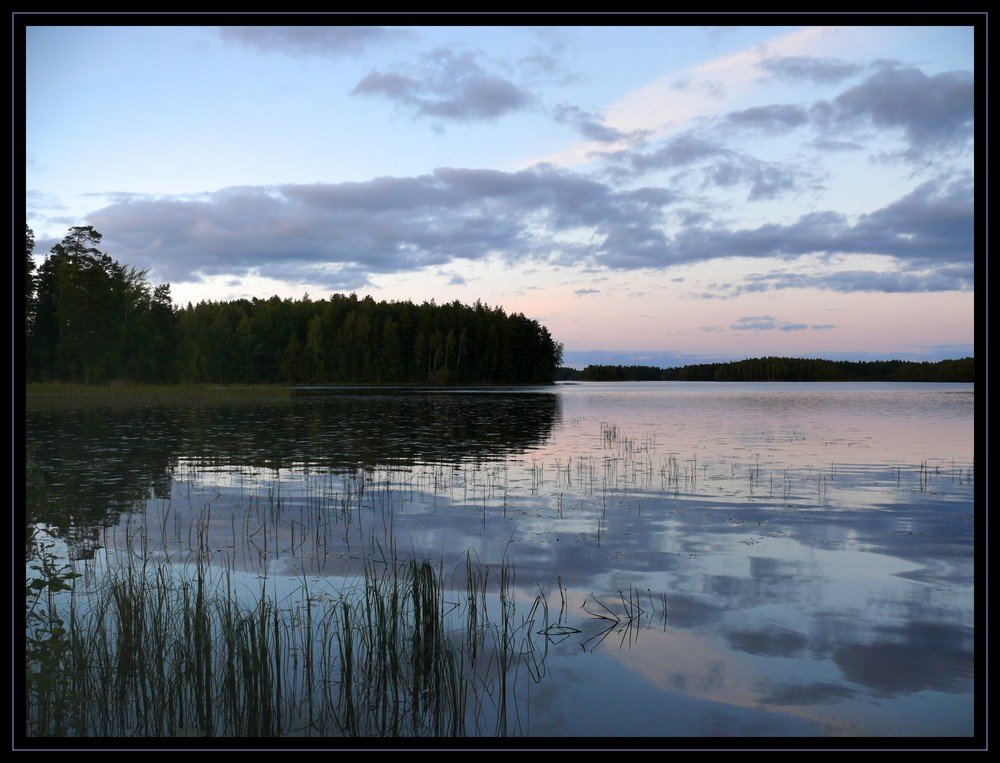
[722,104,810,134]
[353,48,532,122]
[85,161,970,296]
[218,26,408,58]
[845,175,974,265]
[622,133,728,174]
[760,55,864,84]
[87,167,670,288]
[734,265,974,296]
[352,70,417,101]
[652,172,972,289]
[820,63,974,157]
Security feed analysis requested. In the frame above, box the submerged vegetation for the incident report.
[559,355,975,383]
[24,225,563,386]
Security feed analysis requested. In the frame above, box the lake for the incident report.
[23,381,977,742]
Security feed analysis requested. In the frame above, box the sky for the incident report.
[21,17,979,368]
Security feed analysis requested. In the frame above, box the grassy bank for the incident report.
[24,380,554,409]
[25,382,296,409]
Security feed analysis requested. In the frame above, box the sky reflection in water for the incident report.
[26,382,976,738]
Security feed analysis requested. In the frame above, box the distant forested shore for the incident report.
[24,226,563,386]
[23,225,972,388]
[557,356,974,383]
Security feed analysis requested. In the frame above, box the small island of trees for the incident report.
[24,226,564,386]
[557,355,974,383]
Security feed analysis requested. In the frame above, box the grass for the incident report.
[25,380,554,409]
[24,530,552,739]
[25,382,296,409]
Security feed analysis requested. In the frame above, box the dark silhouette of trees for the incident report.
[581,364,662,381]
[26,226,181,384]
[25,225,563,385]
[24,224,36,339]
[574,356,974,383]
[174,293,563,385]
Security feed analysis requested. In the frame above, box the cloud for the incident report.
[552,104,634,143]
[352,48,532,122]
[518,51,579,87]
[816,63,974,158]
[811,138,865,152]
[839,174,974,265]
[84,164,971,296]
[601,59,972,195]
[612,133,725,173]
[731,315,780,332]
[87,167,671,288]
[599,27,859,142]
[722,104,810,134]
[651,172,972,282]
[603,130,823,201]
[218,26,409,58]
[734,265,974,295]
[759,55,863,84]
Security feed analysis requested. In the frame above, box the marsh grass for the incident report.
[25,382,295,410]
[580,583,653,651]
[24,534,555,739]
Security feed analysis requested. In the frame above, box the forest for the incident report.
[24,226,564,386]
[24,225,973,387]
[560,355,975,383]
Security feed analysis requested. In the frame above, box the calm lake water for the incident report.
[25,382,977,740]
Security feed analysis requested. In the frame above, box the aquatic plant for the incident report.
[25,527,84,737]
[23,539,563,738]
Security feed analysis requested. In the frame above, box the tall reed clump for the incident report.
[330,557,467,737]
[25,528,84,737]
[24,547,547,738]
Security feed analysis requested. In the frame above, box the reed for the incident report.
[24,536,555,738]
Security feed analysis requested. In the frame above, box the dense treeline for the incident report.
[558,355,974,383]
[577,364,664,381]
[25,226,180,384]
[24,226,564,385]
[175,293,562,385]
